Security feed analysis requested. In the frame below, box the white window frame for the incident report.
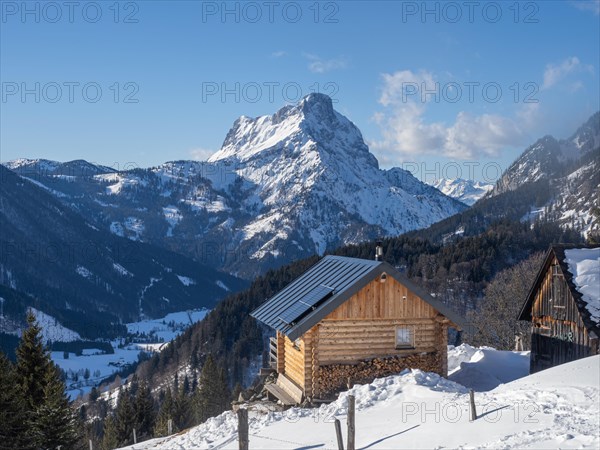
[395,326,415,349]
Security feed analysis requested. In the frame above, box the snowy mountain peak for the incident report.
[429,178,493,206]
[5,97,466,277]
[209,94,374,166]
[493,111,600,195]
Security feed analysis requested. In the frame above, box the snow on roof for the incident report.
[565,247,600,326]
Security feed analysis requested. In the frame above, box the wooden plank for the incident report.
[323,276,437,321]
[276,373,303,403]
[320,318,437,326]
[265,383,297,406]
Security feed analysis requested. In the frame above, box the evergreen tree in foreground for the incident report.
[32,364,80,449]
[193,354,231,423]
[114,387,135,447]
[101,415,119,450]
[0,352,29,450]
[134,380,156,441]
[15,311,81,449]
[16,312,50,412]
[154,387,176,437]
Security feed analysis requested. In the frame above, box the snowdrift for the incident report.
[120,346,599,449]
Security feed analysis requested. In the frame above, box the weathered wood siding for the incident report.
[315,276,440,364]
[529,255,594,373]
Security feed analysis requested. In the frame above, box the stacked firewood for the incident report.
[315,352,440,398]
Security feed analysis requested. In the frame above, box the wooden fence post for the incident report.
[133,428,137,444]
[238,408,249,450]
[89,439,93,450]
[469,389,477,421]
[347,395,355,450]
[334,418,344,450]
[168,418,173,435]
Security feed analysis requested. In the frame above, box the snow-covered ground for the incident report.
[120,345,600,449]
[50,308,209,399]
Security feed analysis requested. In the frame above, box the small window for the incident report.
[395,326,414,349]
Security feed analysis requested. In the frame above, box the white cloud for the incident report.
[271,51,287,58]
[303,53,348,73]
[372,70,527,161]
[542,56,593,90]
[572,0,600,15]
[189,147,215,161]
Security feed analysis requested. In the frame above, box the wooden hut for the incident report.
[250,255,466,404]
[518,245,600,373]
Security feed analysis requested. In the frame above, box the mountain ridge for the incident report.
[3,94,466,278]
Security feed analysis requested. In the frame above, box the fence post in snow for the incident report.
[469,389,477,421]
[89,439,93,450]
[347,394,355,450]
[238,408,249,450]
[334,418,344,450]
[168,419,173,435]
[133,428,137,444]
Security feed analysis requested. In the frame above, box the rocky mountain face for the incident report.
[0,166,245,340]
[5,94,465,278]
[490,112,600,237]
[429,178,493,206]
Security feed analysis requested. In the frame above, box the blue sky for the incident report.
[1,0,599,182]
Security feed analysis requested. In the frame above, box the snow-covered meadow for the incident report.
[120,345,600,449]
[47,309,209,399]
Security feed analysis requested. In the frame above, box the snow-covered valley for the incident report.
[41,309,210,399]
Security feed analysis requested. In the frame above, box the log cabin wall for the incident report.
[306,275,448,398]
[529,255,593,373]
[282,333,306,388]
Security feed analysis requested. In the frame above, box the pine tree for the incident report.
[154,387,176,437]
[32,364,80,449]
[0,352,29,450]
[134,381,156,441]
[114,388,135,446]
[193,354,231,423]
[101,415,119,450]
[15,312,81,449]
[172,384,192,430]
[16,311,51,412]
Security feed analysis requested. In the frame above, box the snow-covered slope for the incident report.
[4,94,465,277]
[488,112,600,238]
[3,158,116,177]
[120,347,599,450]
[493,112,600,195]
[429,178,493,205]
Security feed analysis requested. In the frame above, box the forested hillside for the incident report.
[131,216,582,393]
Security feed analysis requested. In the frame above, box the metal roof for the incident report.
[250,255,467,341]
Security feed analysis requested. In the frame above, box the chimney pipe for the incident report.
[375,241,383,262]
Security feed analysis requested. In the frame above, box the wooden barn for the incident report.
[518,245,600,373]
[250,254,466,404]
